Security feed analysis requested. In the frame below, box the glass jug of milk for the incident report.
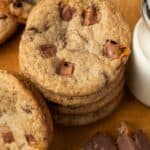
[127,0,150,106]
[138,20,150,60]
[140,0,150,59]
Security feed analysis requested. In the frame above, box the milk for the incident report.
[127,18,150,106]
[138,20,150,60]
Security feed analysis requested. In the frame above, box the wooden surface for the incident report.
[0,0,149,150]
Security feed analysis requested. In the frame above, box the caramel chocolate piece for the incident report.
[2,131,14,143]
[13,0,22,8]
[59,2,76,21]
[0,14,7,19]
[134,130,150,150]
[117,122,138,150]
[84,133,117,150]
[117,134,138,150]
[118,122,134,136]
[39,44,57,58]
[83,6,99,26]
[25,133,36,145]
[56,60,75,77]
[103,40,125,59]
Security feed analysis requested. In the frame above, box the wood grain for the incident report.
[0,0,149,150]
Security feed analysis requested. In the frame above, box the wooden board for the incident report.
[1,0,149,150]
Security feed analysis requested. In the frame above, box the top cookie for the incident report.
[0,0,40,24]
[20,0,131,97]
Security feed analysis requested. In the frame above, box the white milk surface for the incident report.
[138,20,150,60]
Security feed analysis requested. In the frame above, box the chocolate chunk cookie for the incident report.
[0,0,40,24]
[20,0,131,125]
[0,11,18,44]
[0,70,53,149]
[20,0,131,102]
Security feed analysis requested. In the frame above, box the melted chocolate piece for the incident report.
[59,2,76,21]
[56,60,75,77]
[134,130,150,150]
[25,133,36,145]
[117,122,150,150]
[39,44,57,58]
[0,14,7,19]
[84,133,117,150]
[103,40,125,59]
[117,134,138,150]
[118,122,134,136]
[83,5,100,26]
[2,131,14,143]
[13,0,23,8]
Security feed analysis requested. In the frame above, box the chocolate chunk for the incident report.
[25,133,36,145]
[56,60,75,77]
[83,6,100,26]
[0,14,7,19]
[2,131,14,143]
[134,130,150,150]
[39,44,57,58]
[84,133,117,150]
[103,40,124,59]
[117,134,138,150]
[13,0,22,8]
[21,104,32,114]
[59,2,76,21]
[118,122,134,136]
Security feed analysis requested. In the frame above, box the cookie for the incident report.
[19,0,131,105]
[0,12,18,44]
[0,0,40,24]
[0,70,53,149]
[49,78,124,115]
[37,67,125,106]
[52,92,123,126]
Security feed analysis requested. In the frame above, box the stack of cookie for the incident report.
[19,0,131,126]
[0,0,40,45]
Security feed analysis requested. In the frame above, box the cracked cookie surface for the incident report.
[19,0,131,103]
